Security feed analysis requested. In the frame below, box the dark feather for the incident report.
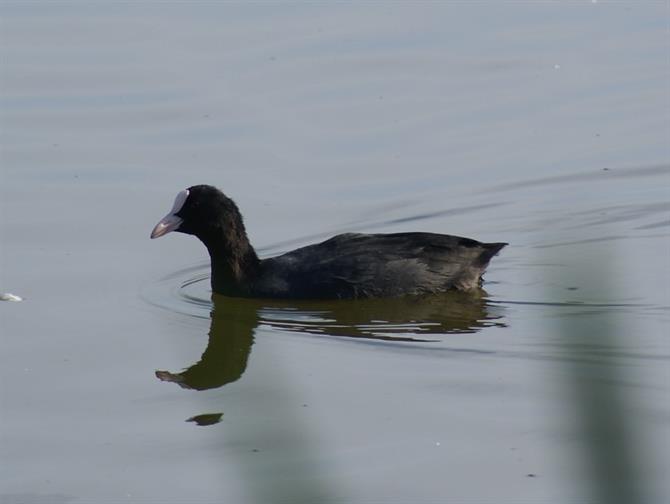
[254,233,507,299]
[152,185,507,299]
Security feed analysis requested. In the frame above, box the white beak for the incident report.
[150,189,189,239]
[150,213,183,239]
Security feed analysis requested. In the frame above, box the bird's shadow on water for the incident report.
[155,290,505,424]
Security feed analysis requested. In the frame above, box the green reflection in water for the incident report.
[555,258,648,504]
[155,290,504,503]
[156,290,503,392]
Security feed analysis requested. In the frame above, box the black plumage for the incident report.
[151,185,506,299]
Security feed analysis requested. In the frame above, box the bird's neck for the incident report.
[203,231,260,297]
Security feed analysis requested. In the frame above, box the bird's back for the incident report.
[253,232,506,299]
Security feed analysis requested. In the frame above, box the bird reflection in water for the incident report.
[156,290,505,424]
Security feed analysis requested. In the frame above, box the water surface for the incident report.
[1,2,668,503]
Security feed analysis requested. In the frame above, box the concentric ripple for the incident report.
[141,262,212,319]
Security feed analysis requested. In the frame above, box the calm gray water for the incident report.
[1,2,669,503]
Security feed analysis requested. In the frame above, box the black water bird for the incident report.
[150,185,506,299]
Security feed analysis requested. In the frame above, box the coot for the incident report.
[151,185,507,299]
